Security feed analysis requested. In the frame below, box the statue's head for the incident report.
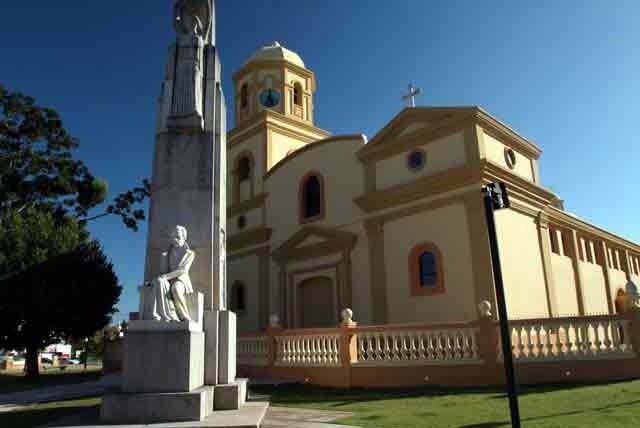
[174,0,212,39]
[170,225,188,247]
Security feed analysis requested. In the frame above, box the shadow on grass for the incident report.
[0,369,103,394]
[251,383,506,408]
[458,398,640,428]
[253,380,639,409]
[0,399,100,428]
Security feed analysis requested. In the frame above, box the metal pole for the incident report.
[482,187,521,428]
[84,337,88,372]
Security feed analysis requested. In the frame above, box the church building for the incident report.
[226,42,640,332]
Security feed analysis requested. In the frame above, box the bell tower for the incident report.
[227,43,330,213]
[234,41,317,126]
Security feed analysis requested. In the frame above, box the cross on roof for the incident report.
[401,83,422,108]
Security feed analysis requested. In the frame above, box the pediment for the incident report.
[358,107,476,161]
[272,225,358,263]
[397,122,430,138]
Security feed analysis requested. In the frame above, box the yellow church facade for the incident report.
[226,42,640,333]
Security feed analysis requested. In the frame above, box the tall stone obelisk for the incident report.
[143,0,235,388]
[146,0,226,314]
[101,2,248,425]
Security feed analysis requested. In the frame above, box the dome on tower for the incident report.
[246,41,305,68]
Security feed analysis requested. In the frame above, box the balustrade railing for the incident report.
[235,309,640,388]
[237,335,270,366]
[507,315,634,362]
[238,314,638,369]
[274,331,342,367]
[354,325,480,366]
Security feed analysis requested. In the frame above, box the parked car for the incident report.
[59,358,81,369]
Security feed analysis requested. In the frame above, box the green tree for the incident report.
[0,85,142,377]
[0,85,150,231]
[0,208,121,377]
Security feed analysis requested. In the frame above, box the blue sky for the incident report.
[2,1,639,324]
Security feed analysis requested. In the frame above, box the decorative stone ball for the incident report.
[478,300,493,318]
[341,308,354,324]
[625,280,640,308]
[269,314,280,328]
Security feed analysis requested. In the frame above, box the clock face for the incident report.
[259,88,281,108]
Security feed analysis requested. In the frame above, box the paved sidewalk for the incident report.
[1,376,361,427]
[263,406,360,428]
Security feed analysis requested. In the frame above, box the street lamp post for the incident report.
[482,182,521,428]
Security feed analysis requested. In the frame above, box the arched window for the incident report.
[409,243,444,296]
[293,82,303,107]
[299,172,324,223]
[237,156,251,183]
[419,251,438,287]
[240,84,248,109]
[230,281,246,313]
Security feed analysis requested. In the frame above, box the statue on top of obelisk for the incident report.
[166,0,216,129]
[174,0,212,40]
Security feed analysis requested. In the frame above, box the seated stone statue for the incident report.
[141,225,196,322]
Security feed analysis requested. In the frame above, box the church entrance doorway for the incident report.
[297,276,335,328]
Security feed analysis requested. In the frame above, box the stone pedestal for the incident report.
[214,378,247,411]
[102,317,211,423]
[204,310,237,386]
[122,324,205,393]
[101,387,213,424]
[219,311,237,384]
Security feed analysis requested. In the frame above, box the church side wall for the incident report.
[494,208,549,318]
[483,132,535,182]
[375,132,466,191]
[228,254,261,333]
[343,222,372,325]
[383,202,476,323]
[265,137,366,326]
[550,253,580,316]
[265,138,365,245]
[579,261,609,314]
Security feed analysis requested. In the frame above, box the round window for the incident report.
[504,148,517,169]
[237,215,247,230]
[407,149,426,171]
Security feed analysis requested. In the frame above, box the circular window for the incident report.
[407,149,426,171]
[237,215,247,230]
[504,148,517,169]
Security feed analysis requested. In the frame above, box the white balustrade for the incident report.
[274,333,342,367]
[237,336,270,366]
[508,316,633,362]
[355,327,480,366]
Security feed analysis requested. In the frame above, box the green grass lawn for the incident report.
[255,379,640,428]
[0,368,103,394]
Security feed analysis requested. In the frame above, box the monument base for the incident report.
[49,401,268,428]
[101,387,213,424]
[100,379,249,424]
[123,321,205,393]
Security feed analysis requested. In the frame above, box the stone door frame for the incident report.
[272,225,357,328]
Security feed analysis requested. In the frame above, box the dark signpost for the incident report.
[482,182,521,428]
